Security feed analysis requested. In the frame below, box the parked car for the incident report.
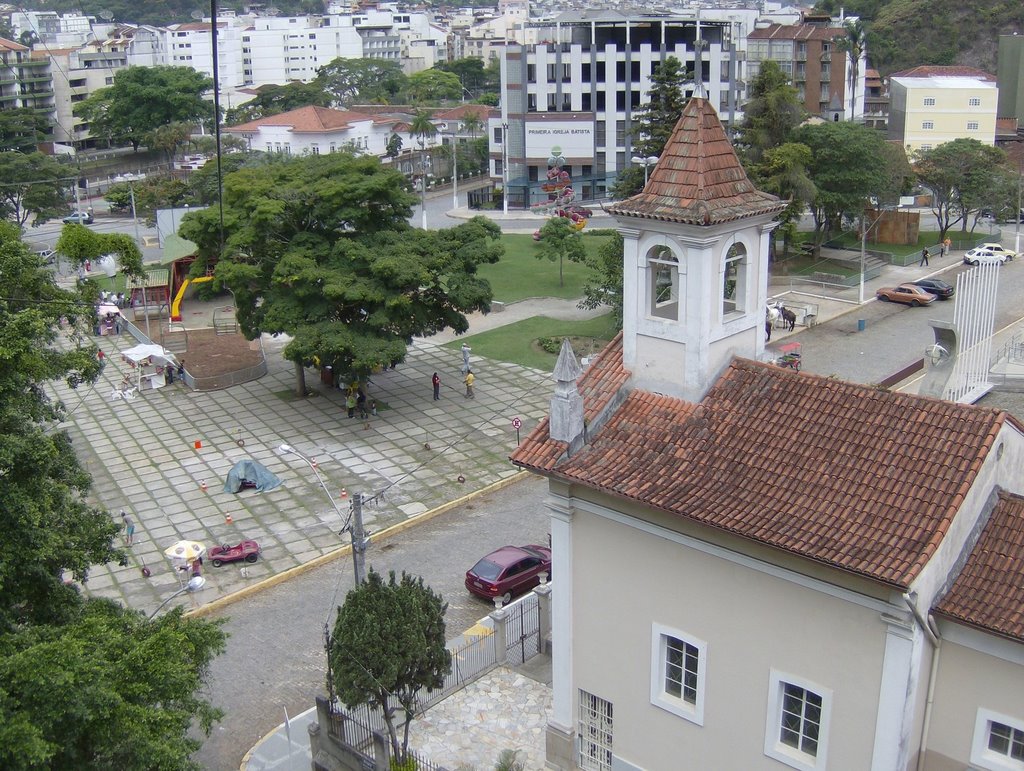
[465,544,552,604]
[910,278,955,300]
[208,540,261,567]
[978,243,1017,261]
[875,284,937,306]
[62,211,93,225]
[963,246,1009,266]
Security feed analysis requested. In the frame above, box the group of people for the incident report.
[437,342,476,398]
[164,361,186,386]
[920,237,953,267]
[100,290,128,308]
[345,387,376,420]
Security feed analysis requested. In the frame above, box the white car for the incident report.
[963,246,1009,266]
[978,243,1017,261]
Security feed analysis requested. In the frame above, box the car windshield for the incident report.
[470,558,503,581]
[520,546,547,559]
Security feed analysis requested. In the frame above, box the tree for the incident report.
[385,133,403,159]
[790,122,891,242]
[0,108,49,153]
[435,58,489,97]
[74,66,213,151]
[0,224,226,767]
[0,152,69,226]
[914,139,1008,238]
[329,569,451,764]
[631,57,691,160]
[56,225,145,279]
[836,19,866,122]
[756,142,817,256]
[537,216,587,287]
[179,152,501,396]
[103,174,191,219]
[224,81,333,125]
[578,231,625,327]
[0,602,225,770]
[736,61,805,165]
[404,69,463,105]
[315,58,407,106]
[147,121,192,162]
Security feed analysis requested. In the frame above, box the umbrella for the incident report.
[163,540,206,563]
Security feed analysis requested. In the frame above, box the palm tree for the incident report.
[408,110,438,228]
[836,20,866,123]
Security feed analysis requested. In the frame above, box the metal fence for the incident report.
[188,359,268,391]
[416,631,498,712]
[505,593,541,666]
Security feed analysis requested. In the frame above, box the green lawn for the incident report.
[442,313,619,372]
[480,233,612,303]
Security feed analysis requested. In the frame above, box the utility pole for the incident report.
[350,493,367,586]
[501,122,509,216]
[129,183,151,339]
[450,133,458,211]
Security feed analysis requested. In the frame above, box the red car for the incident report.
[465,544,552,604]
[209,540,261,567]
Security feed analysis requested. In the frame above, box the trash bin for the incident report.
[857,319,866,332]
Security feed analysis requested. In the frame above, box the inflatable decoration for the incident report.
[534,145,591,236]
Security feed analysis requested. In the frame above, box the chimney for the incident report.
[549,339,584,443]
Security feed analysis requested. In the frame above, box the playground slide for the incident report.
[170,276,214,322]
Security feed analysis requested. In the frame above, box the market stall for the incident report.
[121,343,177,392]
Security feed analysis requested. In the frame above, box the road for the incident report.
[194,475,550,771]
[790,258,1024,385]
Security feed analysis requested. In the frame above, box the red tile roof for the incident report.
[890,65,996,81]
[226,106,383,133]
[605,98,787,226]
[433,104,496,121]
[514,355,1005,588]
[511,332,630,472]
[934,491,1024,642]
[0,37,29,53]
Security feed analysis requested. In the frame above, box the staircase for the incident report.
[160,322,188,356]
[213,306,239,336]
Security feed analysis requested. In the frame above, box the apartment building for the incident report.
[492,11,746,208]
[747,14,865,122]
[888,66,998,153]
[0,38,55,143]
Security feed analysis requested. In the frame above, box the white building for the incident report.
[491,11,746,207]
[511,97,1024,771]
[224,105,402,157]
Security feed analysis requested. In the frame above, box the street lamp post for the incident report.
[449,132,459,211]
[631,155,660,187]
[128,180,152,339]
[279,444,366,585]
[149,575,205,619]
[859,208,889,304]
[418,138,429,230]
[502,121,509,216]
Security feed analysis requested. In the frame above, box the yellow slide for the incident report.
[170,276,214,321]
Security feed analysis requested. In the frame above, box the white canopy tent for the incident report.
[121,343,177,392]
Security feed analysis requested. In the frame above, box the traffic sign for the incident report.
[512,417,522,429]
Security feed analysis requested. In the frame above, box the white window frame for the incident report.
[923,97,936,106]
[648,247,680,321]
[650,622,706,725]
[764,670,832,771]
[969,97,981,106]
[722,242,747,316]
[971,708,1024,771]
[967,121,979,131]
[922,121,934,130]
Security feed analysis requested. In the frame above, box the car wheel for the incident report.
[910,300,920,307]
[212,558,223,568]
[501,591,512,605]
[878,295,890,302]
[245,553,258,563]
[971,260,979,266]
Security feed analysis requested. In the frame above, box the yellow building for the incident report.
[888,65,998,154]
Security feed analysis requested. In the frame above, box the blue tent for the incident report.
[223,459,282,493]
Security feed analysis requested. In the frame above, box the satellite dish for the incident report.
[190,10,204,20]
[98,9,114,20]
[266,7,281,15]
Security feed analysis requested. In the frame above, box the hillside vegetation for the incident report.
[817,0,1024,74]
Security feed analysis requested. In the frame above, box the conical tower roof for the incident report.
[606,98,787,226]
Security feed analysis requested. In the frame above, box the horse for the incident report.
[780,306,797,331]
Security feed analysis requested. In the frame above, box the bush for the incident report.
[495,749,525,771]
[391,757,419,771]
[537,336,562,354]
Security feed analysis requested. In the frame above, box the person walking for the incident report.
[943,237,952,257]
[919,248,930,267]
[121,510,135,546]
[461,343,471,374]
[463,369,475,399]
[346,391,356,418]
[356,388,368,419]
[432,372,441,400]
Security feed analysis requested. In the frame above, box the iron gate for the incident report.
[505,593,541,665]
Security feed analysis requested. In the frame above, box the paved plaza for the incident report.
[49,332,553,617]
